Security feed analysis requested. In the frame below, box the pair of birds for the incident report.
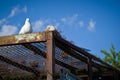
[19,18,56,34]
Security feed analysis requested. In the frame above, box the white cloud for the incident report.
[61,18,66,23]
[0,18,7,25]
[78,21,84,27]
[8,5,27,18]
[32,19,47,32]
[44,19,60,30]
[33,20,44,32]
[61,14,78,26]
[9,6,19,18]
[54,22,60,29]
[0,25,18,36]
[35,20,43,28]
[22,6,27,13]
[0,5,27,36]
[32,19,60,32]
[87,19,96,32]
[0,5,27,25]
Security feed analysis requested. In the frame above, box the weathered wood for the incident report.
[22,44,79,72]
[113,70,118,80]
[0,55,39,75]
[46,31,55,80]
[55,41,87,63]
[87,57,92,80]
[23,43,110,77]
[54,35,120,73]
[23,44,46,58]
[55,39,108,70]
[0,31,120,80]
[0,32,46,46]
[54,36,90,57]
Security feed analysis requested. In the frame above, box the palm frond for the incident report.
[101,44,120,69]
[110,44,116,59]
[101,49,111,57]
[118,52,120,61]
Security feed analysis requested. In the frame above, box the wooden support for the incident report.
[0,55,39,75]
[22,44,79,71]
[88,57,92,80]
[46,32,55,80]
[55,39,108,70]
[98,69,102,80]
[113,70,118,80]
[0,32,46,46]
[54,36,120,73]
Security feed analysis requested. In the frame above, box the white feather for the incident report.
[45,25,55,31]
[19,18,32,34]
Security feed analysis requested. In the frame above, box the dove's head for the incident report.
[25,18,30,23]
[45,25,56,31]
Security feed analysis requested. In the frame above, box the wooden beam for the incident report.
[55,41,87,63]
[54,36,90,57]
[54,35,120,73]
[55,40,108,70]
[56,42,86,60]
[0,32,46,46]
[113,70,119,80]
[0,55,39,76]
[22,44,79,72]
[87,57,93,80]
[46,31,55,80]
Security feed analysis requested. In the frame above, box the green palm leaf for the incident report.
[110,44,116,59]
[118,52,120,61]
[101,50,111,57]
[101,44,120,69]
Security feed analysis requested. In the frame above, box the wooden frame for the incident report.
[0,31,120,80]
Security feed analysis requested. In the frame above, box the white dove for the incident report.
[45,25,61,37]
[19,18,32,34]
[45,25,56,31]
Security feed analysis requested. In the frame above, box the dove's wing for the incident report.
[19,25,25,34]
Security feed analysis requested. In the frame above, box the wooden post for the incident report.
[46,31,55,80]
[98,69,102,80]
[114,70,118,80]
[88,56,92,80]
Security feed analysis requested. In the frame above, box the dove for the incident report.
[45,25,62,37]
[19,18,32,34]
[45,25,56,31]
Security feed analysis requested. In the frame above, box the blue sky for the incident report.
[0,0,120,58]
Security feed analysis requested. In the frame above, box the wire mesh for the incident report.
[55,47,87,70]
[0,41,87,75]
[0,43,46,74]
